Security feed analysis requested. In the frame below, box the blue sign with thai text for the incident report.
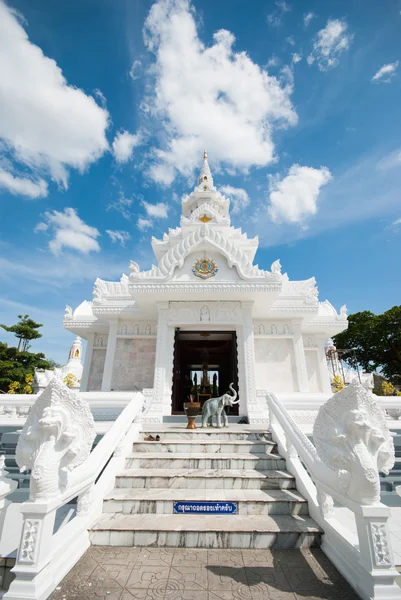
[173,501,237,514]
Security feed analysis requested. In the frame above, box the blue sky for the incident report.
[0,0,400,364]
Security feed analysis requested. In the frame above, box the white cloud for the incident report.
[112,130,143,163]
[107,193,133,220]
[303,12,315,27]
[267,1,291,27]
[137,217,153,231]
[286,36,295,46]
[292,53,302,64]
[35,207,101,255]
[268,164,332,224]
[266,55,280,68]
[0,2,109,192]
[129,59,143,81]
[142,201,169,218]
[371,62,399,83]
[143,0,297,185]
[0,168,48,198]
[220,185,250,214]
[376,148,401,171]
[307,19,352,71]
[393,218,401,226]
[106,230,131,246]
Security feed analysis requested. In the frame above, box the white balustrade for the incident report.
[3,378,145,600]
[267,381,400,600]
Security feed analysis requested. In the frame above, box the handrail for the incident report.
[267,386,399,600]
[4,385,145,600]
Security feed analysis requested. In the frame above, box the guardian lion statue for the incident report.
[201,383,239,428]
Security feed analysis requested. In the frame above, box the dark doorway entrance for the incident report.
[171,331,239,415]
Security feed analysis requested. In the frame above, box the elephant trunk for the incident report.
[229,383,239,404]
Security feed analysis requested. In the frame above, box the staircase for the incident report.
[90,425,322,548]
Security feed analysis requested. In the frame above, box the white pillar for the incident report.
[315,335,332,394]
[240,303,268,424]
[101,321,118,392]
[79,333,94,392]
[146,303,171,421]
[292,322,309,393]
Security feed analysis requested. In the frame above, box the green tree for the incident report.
[0,314,43,352]
[0,342,54,394]
[0,315,55,393]
[333,306,401,382]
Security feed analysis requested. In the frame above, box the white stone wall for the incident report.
[254,338,297,392]
[305,350,320,392]
[111,338,157,391]
[87,349,106,391]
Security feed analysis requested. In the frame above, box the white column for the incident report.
[240,302,268,424]
[101,320,118,392]
[292,322,309,393]
[315,335,332,394]
[79,333,94,392]
[147,303,170,421]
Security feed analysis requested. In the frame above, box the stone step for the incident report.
[143,428,272,441]
[90,514,321,549]
[133,439,276,454]
[115,468,296,490]
[102,488,308,516]
[125,452,286,470]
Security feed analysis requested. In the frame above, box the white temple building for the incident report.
[33,336,83,392]
[64,152,348,423]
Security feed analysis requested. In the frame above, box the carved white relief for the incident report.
[145,324,151,335]
[77,485,94,516]
[340,304,348,318]
[16,377,96,501]
[168,301,242,324]
[93,277,130,304]
[19,519,41,564]
[283,324,290,334]
[120,324,128,334]
[271,324,277,334]
[302,277,319,306]
[313,381,395,505]
[370,523,392,566]
[200,305,210,322]
[270,259,282,275]
[316,488,334,517]
[129,261,140,275]
[64,305,73,320]
[129,225,280,282]
[258,324,265,334]
[133,324,139,335]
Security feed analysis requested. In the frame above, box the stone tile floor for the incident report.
[49,547,361,600]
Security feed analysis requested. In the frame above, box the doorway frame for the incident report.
[151,301,267,423]
[171,329,239,415]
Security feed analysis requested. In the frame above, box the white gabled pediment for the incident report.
[181,202,230,225]
[130,224,280,282]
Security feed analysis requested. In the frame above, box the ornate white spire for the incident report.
[196,149,215,192]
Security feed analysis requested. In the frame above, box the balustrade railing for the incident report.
[267,381,400,600]
[3,378,145,600]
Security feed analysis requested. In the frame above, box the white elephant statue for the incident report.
[201,383,239,428]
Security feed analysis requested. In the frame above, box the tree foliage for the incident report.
[0,314,43,351]
[333,306,401,381]
[0,315,54,393]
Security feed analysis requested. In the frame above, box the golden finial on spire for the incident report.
[203,149,207,159]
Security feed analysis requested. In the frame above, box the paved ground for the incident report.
[49,547,361,600]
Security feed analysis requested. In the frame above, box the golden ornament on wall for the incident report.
[192,257,218,279]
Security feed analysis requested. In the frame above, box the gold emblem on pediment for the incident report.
[199,214,212,223]
[192,257,218,279]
